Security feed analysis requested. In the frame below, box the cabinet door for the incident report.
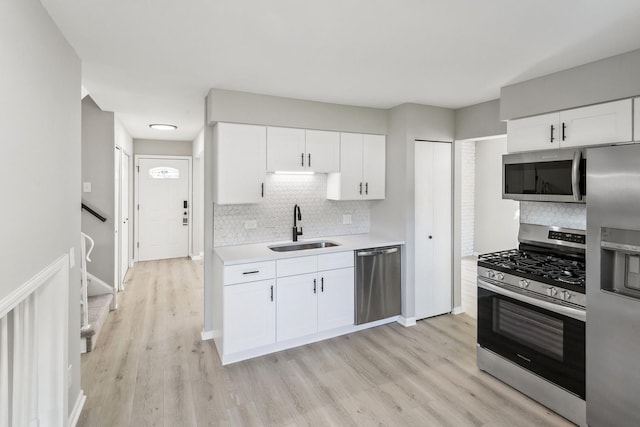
[318,267,354,331]
[362,134,386,200]
[266,127,306,172]
[223,280,275,354]
[560,99,632,148]
[507,113,559,153]
[276,273,318,341]
[214,123,266,204]
[305,130,340,173]
[331,133,363,200]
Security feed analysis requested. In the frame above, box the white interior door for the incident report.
[414,141,452,320]
[120,152,130,286]
[138,158,190,261]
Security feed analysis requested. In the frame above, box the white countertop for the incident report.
[214,233,404,265]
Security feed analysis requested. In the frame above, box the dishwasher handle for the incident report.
[356,247,399,257]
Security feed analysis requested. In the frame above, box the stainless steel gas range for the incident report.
[476,223,586,427]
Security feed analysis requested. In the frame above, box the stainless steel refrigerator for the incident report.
[587,144,640,427]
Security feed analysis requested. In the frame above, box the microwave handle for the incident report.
[571,151,582,202]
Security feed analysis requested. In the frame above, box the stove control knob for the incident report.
[519,279,529,289]
[563,291,572,301]
[546,287,558,297]
[487,270,495,279]
[496,272,504,280]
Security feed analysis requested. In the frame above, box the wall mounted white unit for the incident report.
[214,123,266,205]
[414,141,452,320]
[266,127,340,173]
[507,99,632,153]
[327,133,385,200]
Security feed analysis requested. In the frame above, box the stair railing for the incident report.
[82,202,107,222]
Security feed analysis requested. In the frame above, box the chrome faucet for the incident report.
[292,204,303,242]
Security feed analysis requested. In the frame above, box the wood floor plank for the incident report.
[78,257,575,427]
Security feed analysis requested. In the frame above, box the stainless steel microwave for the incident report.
[502,149,586,203]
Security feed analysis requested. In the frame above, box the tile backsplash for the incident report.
[214,174,371,246]
[520,201,586,230]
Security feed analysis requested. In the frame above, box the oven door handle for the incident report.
[478,278,586,322]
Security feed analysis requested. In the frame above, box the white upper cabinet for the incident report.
[507,113,560,152]
[560,99,632,148]
[266,127,339,173]
[327,133,386,200]
[507,99,633,153]
[214,123,266,205]
[305,130,340,172]
[266,127,306,172]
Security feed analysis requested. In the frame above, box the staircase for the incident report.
[81,293,113,353]
[80,232,117,353]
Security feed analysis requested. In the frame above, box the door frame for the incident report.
[134,154,193,262]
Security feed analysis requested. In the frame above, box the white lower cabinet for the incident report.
[223,279,276,354]
[215,250,363,364]
[276,252,354,342]
[276,273,318,341]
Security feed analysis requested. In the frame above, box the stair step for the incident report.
[81,293,114,353]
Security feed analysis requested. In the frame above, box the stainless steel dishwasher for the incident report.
[355,246,401,324]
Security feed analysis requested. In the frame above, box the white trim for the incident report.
[397,316,417,327]
[201,329,216,341]
[452,306,465,315]
[190,254,203,261]
[68,390,86,427]
[134,154,193,262]
[0,255,68,319]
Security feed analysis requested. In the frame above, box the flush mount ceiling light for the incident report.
[149,123,177,131]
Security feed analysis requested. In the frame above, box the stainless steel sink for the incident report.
[268,240,340,252]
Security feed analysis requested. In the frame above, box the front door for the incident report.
[138,158,189,261]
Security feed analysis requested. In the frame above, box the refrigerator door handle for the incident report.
[571,151,582,201]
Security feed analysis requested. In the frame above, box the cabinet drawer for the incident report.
[318,251,354,271]
[224,261,276,285]
[277,256,318,277]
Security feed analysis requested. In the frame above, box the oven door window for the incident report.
[493,299,564,361]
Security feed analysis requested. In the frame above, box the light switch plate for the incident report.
[244,220,257,229]
[343,214,352,225]
[83,182,92,192]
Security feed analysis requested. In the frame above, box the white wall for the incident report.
[0,0,82,418]
[192,128,204,257]
[473,137,519,254]
[133,138,193,156]
[82,96,115,286]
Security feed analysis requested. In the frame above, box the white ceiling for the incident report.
[41,0,640,141]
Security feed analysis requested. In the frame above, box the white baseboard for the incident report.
[190,254,203,261]
[201,329,216,341]
[68,389,86,427]
[452,306,465,315]
[397,316,416,327]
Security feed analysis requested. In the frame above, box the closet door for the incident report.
[414,141,452,320]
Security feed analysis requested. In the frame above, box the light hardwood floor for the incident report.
[78,258,574,427]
